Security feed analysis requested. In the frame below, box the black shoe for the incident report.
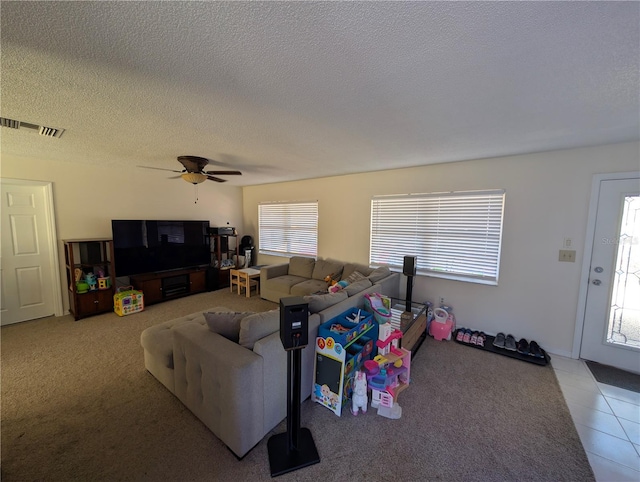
[529,341,544,358]
[516,338,529,355]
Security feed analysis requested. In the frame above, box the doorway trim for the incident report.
[573,171,640,359]
[1,178,64,320]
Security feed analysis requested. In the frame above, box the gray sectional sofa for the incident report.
[139,262,398,458]
[260,256,399,310]
[141,307,318,458]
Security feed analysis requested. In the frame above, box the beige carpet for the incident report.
[1,289,594,481]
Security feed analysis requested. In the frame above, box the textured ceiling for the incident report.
[1,1,638,186]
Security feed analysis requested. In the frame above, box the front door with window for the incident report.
[580,176,640,374]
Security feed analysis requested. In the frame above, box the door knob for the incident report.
[592,279,602,286]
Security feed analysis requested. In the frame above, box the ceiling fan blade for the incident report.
[178,155,209,172]
[138,166,183,173]
[207,175,227,183]
[204,170,242,176]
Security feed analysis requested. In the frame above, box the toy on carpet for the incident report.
[351,371,368,415]
[429,306,455,341]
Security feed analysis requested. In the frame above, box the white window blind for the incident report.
[259,201,318,258]
[370,190,505,285]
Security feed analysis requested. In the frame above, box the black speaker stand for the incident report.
[406,273,414,309]
[267,348,320,477]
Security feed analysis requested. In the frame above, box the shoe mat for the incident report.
[453,330,549,366]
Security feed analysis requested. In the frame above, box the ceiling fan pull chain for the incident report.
[194,184,199,204]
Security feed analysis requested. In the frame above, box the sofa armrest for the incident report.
[260,262,289,282]
[252,332,288,432]
[374,272,400,299]
[172,323,265,458]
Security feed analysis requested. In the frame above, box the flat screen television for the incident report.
[112,220,210,277]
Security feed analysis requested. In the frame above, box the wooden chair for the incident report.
[229,269,241,294]
[238,269,260,298]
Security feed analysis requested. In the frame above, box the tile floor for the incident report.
[551,355,640,481]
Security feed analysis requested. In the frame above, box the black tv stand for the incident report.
[162,274,189,298]
[129,267,207,305]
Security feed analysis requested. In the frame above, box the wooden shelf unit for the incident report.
[210,234,239,288]
[64,239,115,320]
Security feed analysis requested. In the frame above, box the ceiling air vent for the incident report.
[0,117,20,129]
[38,125,64,138]
[0,117,64,138]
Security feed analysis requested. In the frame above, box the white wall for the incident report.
[243,142,640,357]
[1,154,243,312]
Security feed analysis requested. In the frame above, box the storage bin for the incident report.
[318,308,374,347]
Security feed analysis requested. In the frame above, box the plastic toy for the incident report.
[85,272,98,291]
[324,274,338,286]
[98,277,111,290]
[364,292,392,324]
[76,281,89,293]
[367,324,411,419]
[429,307,454,341]
[350,371,368,415]
[327,278,350,293]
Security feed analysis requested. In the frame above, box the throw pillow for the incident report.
[239,310,280,349]
[303,291,348,313]
[288,256,315,278]
[344,270,366,284]
[344,278,373,296]
[204,311,255,342]
[368,266,391,283]
[342,263,373,280]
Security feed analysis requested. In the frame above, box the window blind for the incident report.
[259,201,318,258]
[370,190,505,285]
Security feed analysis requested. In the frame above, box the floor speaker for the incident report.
[403,256,417,276]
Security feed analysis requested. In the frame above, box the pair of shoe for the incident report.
[493,333,544,358]
[519,338,545,358]
[456,328,486,347]
[492,332,517,351]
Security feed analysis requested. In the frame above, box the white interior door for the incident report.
[580,175,640,374]
[0,179,63,325]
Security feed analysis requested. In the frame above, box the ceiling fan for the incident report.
[141,156,242,184]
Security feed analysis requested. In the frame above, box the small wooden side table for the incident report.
[230,268,260,297]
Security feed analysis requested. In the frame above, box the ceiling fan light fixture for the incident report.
[181,172,207,184]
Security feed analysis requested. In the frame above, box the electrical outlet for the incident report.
[559,249,576,262]
[440,297,445,305]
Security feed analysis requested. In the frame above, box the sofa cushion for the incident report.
[288,256,315,278]
[290,278,328,297]
[303,290,348,313]
[239,309,280,349]
[345,278,373,296]
[311,259,344,281]
[266,274,309,295]
[204,311,255,343]
[368,266,391,283]
[342,263,374,279]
